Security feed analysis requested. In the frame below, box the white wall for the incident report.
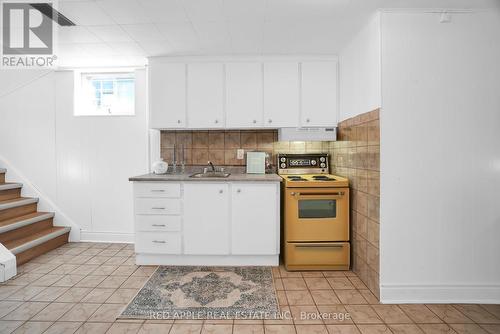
[380,10,500,303]
[339,12,381,121]
[0,69,148,242]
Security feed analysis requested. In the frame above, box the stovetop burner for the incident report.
[312,175,336,181]
[288,176,307,181]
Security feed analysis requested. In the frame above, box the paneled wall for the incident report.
[330,109,380,297]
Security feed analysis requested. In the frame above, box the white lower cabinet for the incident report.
[133,181,280,265]
[183,183,230,255]
[231,183,278,255]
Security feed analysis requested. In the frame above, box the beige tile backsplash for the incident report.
[160,113,380,299]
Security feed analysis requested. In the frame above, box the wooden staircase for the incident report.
[0,168,70,265]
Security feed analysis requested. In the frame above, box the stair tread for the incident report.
[4,226,69,250]
[0,197,36,205]
[0,168,6,173]
[0,182,22,190]
[0,211,54,228]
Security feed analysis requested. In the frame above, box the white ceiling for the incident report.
[53,0,500,67]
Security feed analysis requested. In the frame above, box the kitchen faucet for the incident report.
[207,161,216,172]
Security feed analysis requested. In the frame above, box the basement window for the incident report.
[75,71,135,116]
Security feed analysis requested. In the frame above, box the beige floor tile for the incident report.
[44,321,82,334]
[480,305,500,319]
[131,267,157,277]
[92,265,119,276]
[138,323,173,333]
[169,323,203,334]
[233,320,263,324]
[305,278,332,290]
[389,325,424,334]
[372,305,412,324]
[106,322,142,334]
[302,272,325,278]
[317,305,353,325]
[296,324,329,334]
[277,291,288,306]
[427,305,474,324]
[2,301,48,320]
[30,286,69,302]
[201,324,233,334]
[327,278,355,290]
[290,305,322,324]
[75,275,107,288]
[358,291,378,304]
[418,324,457,334]
[344,305,383,324]
[87,303,125,322]
[5,286,46,301]
[51,264,80,275]
[271,267,281,279]
[311,290,341,305]
[335,290,367,305]
[264,306,293,325]
[104,257,128,266]
[98,249,120,257]
[233,324,264,334]
[286,291,315,306]
[30,274,64,287]
[0,301,23,318]
[0,285,22,300]
[326,325,361,334]
[12,321,52,334]
[86,256,111,266]
[81,288,116,303]
[399,305,443,324]
[97,276,128,289]
[357,325,392,334]
[454,305,500,324]
[282,279,307,291]
[347,277,368,290]
[112,266,139,276]
[55,287,93,303]
[59,303,102,322]
[264,324,296,334]
[0,320,24,334]
[448,324,489,334]
[279,268,302,278]
[121,276,148,289]
[107,289,139,304]
[8,273,43,286]
[274,279,284,291]
[31,302,75,321]
[74,322,112,334]
[323,272,347,278]
[480,325,500,334]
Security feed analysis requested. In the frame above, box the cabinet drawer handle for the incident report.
[151,207,166,210]
[268,119,272,123]
[177,120,181,124]
[152,240,166,244]
[306,118,310,123]
[253,120,257,124]
[151,189,165,192]
[152,224,166,227]
[219,190,223,194]
[236,189,241,193]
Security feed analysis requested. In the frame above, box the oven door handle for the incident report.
[290,191,345,198]
[295,244,344,248]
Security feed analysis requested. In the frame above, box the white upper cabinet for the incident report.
[225,63,263,128]
[187,63,224,128]
[149,62,186,129]
[301,61,338,127]
[231,183,278,255]
[263,62,300,127]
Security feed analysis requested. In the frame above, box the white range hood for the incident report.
[278,127,337,142]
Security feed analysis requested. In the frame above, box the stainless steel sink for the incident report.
[189,172,231,178]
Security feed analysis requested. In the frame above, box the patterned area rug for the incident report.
[120,266,280,320]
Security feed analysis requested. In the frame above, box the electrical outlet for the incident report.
[237,149,244,160]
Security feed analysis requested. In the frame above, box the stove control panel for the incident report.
[277,153,329,174]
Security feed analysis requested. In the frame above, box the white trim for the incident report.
[380,284,500,304]
[10,227,70,255]
[136,254,279,266]
[0,212,54,234]
[80,231,134,243]
[0,156,81,242]
[149,55,339,63]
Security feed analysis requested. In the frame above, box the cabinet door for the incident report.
[301,61,338,127]
[184,183,229,254]
[149,62,186,128]
[263,62,300,127]
[231,183,278,255]
[225,63,263,128]
[187,63,224,128]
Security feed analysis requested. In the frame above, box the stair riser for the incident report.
[0,218,53,244]
[0,188,21,201]
[0,203,37,221]
[16,232,69,265]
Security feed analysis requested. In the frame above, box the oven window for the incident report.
[298,200,337,218]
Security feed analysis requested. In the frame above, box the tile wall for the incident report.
[329,109,380,298]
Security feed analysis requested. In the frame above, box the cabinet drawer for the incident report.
[285,242,349,270]
[135,232,181,254]
[136,215,181,232]
[135,198,181,215]
[134,183,181,198]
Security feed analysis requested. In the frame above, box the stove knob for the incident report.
[280,157,286,163]
[320,157,326,162]
[280,163,286,168]
[320,162,326,168]
[311,160,317,166]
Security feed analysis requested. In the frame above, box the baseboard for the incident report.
[80,231,134,243]
[380,284,500,304]
[136,254,279,266]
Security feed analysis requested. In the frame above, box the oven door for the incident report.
[285,187,349,242]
